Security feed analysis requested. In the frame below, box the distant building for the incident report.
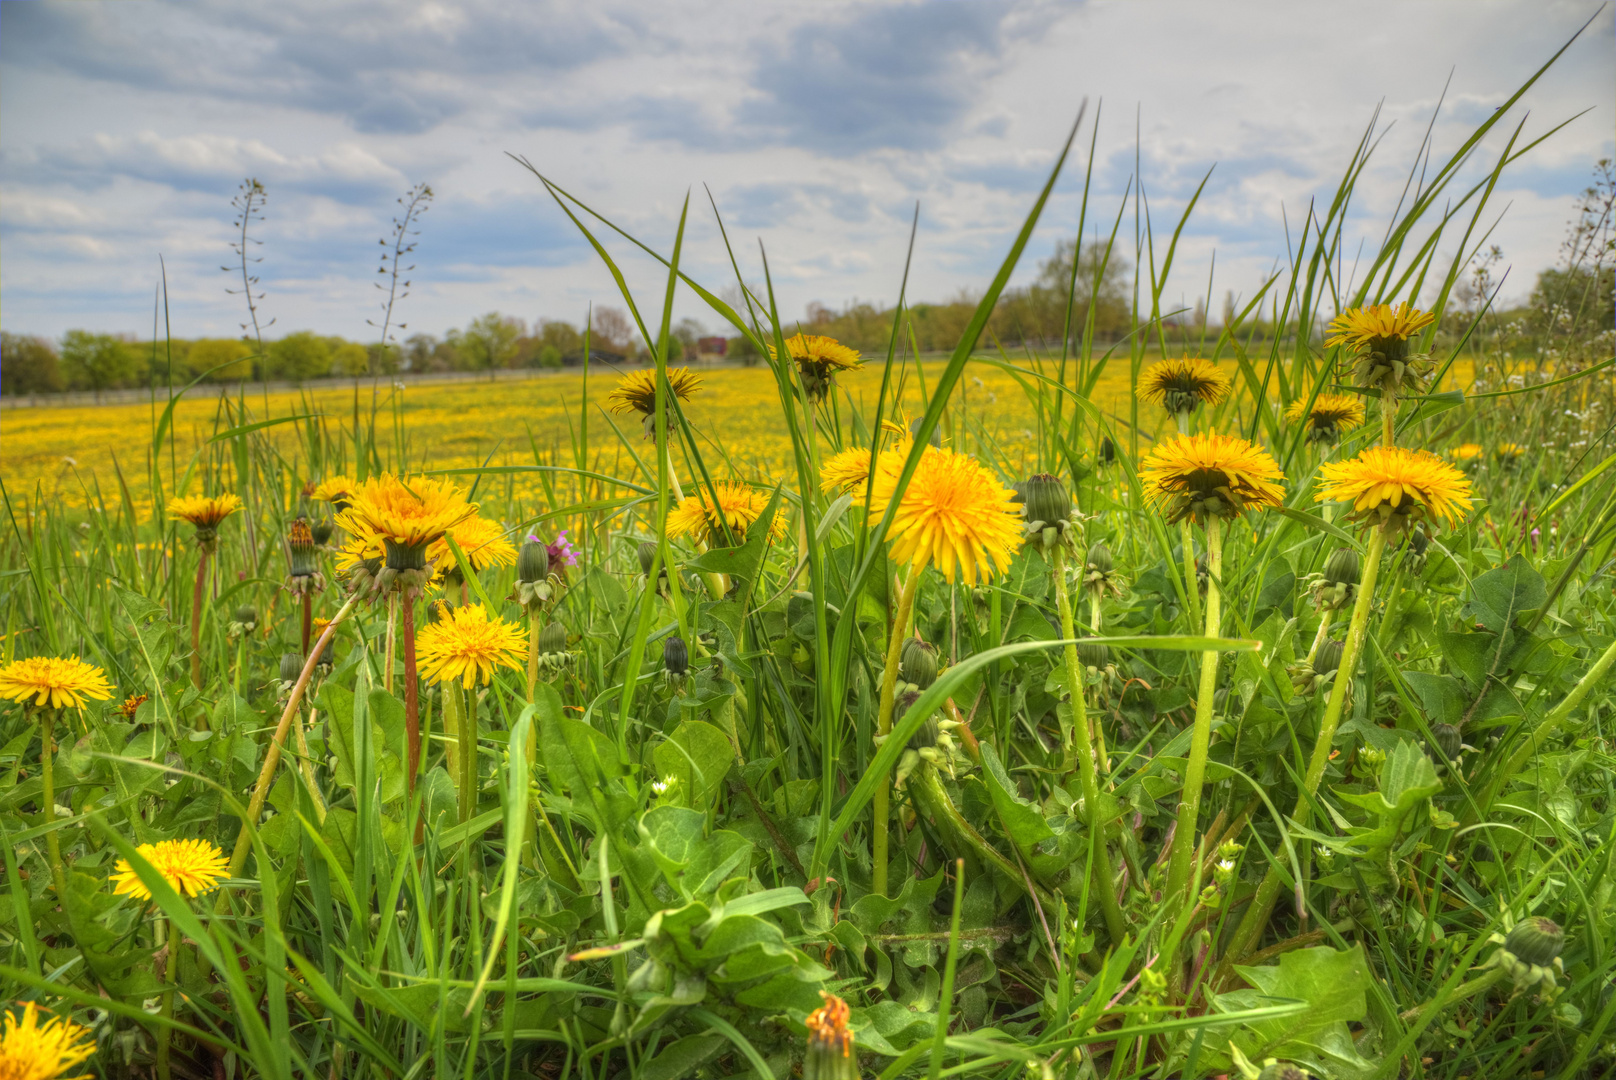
[696,336,728,358]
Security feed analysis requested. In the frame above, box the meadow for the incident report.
[1,39,1615,1080]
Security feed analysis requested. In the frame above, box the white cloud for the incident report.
[0,0,1609,339]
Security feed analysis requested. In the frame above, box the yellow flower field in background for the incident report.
[1,356,1481,514]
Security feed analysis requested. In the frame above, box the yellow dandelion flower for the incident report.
[310,476,357,507]
[820,448,875,494]
[0,1001,95,1080]
[336,474,476,556]
[166,493,243,530]
[1137,357,1232,416]
[1316,446,1473,533]
[866,446,1022,586]
[667,481,788,547]
[0,656,113,711]
[1139,432,1286,525]
[606,367,703,416]
[1327,303,1438,399]
[1496,442,1526,459]
[1325,302,1436,349]
[414,603,526,688]
[427,515,518,575]
[770,334,863,401]
[1449,443,1483,463]
[110,838,230,901]
[1285,392,1367,443]
[771,333,863,372]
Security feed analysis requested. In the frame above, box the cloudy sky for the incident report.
[1,0,1611,344]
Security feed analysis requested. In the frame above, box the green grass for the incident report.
[2,20,1615,1080]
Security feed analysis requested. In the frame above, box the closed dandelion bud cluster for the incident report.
[427,598,455,624]
[514,539,555,611]
[1098,436,1116,467]
[1076,639,1121,695]
[663,635,689,687]
[1428,722,1464,764]
[1289,638,1347,700]
[898,637,938,690]
[638,540,672,594]
[888,693,967,788]
[1021,473,1078,552]
[537,621,572,676]
[1082,541,1126,605]
[1486,917,1566,999]
[227,604,258,640]
[311,517,334,546]
[804,993,856,1080]
[278,652,304,691]
[1306,547,1360,612]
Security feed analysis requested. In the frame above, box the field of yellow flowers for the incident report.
[2,356,1482,512]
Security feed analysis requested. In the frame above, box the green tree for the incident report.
[0,332,64,394]
[187,338,255,382]
[448,313,522,379]
[268,331,333,382]
[537,344,563,369]
[59,330,138,398]
[539,319,583,362]
[332,341,371,377]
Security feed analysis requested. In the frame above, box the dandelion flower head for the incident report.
[866,445,1022,586]
[0,656,114,711]
[1316,446,1473,534]
[0,1001,95,1080]
[110,838,230,901]
[667,481,788,547]
[415,603,527,688]
[1139,432,1286,525]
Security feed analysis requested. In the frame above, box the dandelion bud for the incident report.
[539,621,568,655]
[1428,723,1463,762]
[311,518,334,546]
[1315,639,1344,677]
[804,993,856,1080]
[1505,917,1565,967]
[427,598,455,624]
[1098,436,1116,466]
[663,636,689,677]
[638,541,658,575]
[279,653,304,685]
[899,637,939,688]
[234,605,258,629]
[517,540,550,584]
[1078,639,1110,671]
[1086,542,1113,575]
[1323,547,1360,588]
[287,517,317,577]
[1022,473,1072,527]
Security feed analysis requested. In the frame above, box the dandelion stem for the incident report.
[301,590,313,659]
[156,914,178,1080]
[40,709,68,899]
[1221,525,1386,968]
[872,568,921,899]
[458,685,477,823]
[1052,545,1127,945]
[224,596,357,887]
[402,593,421,796]
[1305,609,1334,665]
[1164,515,1223,917]
[384,593,399,694]
[190,549,209,690]
[526,615,541,704]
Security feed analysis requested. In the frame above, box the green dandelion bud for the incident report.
[517,540,550,584]
[1505,917,1565,968]
[899,637,939,689]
